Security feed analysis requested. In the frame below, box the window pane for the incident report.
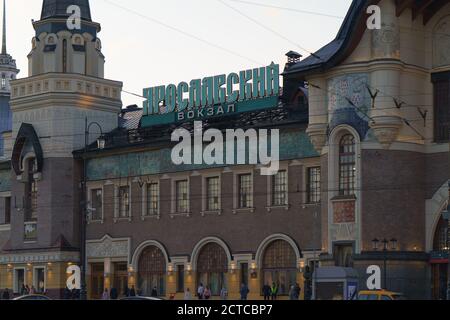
[433,74,450,142]
[147,183,159,216]
[308,167,321,203]
[5,197,11,224]
[91,189,102,220]
[238,174,252,208]
[119,186,130,218]
[176,180,189,213]
[206,177,220,211]
[339,135,356,196]
[272,170,287,206]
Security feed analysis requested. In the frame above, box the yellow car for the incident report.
[358,290,405,300]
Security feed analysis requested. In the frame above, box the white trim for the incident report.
[255,234,302,268]
[190,237,232,271]
[87,182,104,224]
[13,267,26,294]
[232,168,255,214]
[201,173,222,215]
[266,165,289,210]
[114,182,132,223]
[171,176,191,217]
[32,265,47,292]
[142,177,161,220]
[131,240,170,272]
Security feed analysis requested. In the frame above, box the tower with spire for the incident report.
[0,0,122,298]
[0,0,19,158]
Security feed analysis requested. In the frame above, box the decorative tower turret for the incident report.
[0,0,19,158]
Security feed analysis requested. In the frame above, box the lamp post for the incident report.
[80,118,105,300]
[372,238,397,290]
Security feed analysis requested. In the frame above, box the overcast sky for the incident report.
[5,0,353,107]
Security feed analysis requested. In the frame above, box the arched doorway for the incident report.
[197,243,228,296]
[138,246,166,297]
[262,240,297,296]
[431,215,448,300]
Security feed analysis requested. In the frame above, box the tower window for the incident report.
[62,39,68,73]
[1,74,6,89]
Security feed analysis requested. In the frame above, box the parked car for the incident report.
[358,290,405,300]
[13,294,51,300]
[120,296,164,301]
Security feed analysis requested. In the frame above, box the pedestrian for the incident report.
[2,288,10,300]
[151,286,158,297]
[262,284,271,301]
[102,288,109,300]
[220,287,228,300]
[294,283,301,300]
[124,286,129,297]
[270,282,278,300]
[20,284,26,296]
[30,286,36,295]
[184,288,192,300]
[289,285,296,300]
[197,283,205,300]
[240,283,249,300]
[203,287,211,300]
[129,285,136,297]
[110,287,118,300]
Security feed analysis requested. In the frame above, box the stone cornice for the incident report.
[0,251,80,264]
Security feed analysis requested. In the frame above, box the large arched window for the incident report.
[339,134,356,196]
[262,240,297,296]
[197,243,228,296]
[433,216,448,251]
[138,246,166,296]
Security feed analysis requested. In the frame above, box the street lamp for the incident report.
[372,238,397,290]
[80,118,105,300]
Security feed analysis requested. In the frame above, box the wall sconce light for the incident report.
[250,262,257,278]
[128,265,134,277]
[7,264,13,273]
[47,263,52,272]
[26,263,32,272]
[186,263,192,275]
[230,262,237,274]
[298,259,306,273]
[167,264,174,276]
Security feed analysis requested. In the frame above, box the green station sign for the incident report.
[141,63,280,127]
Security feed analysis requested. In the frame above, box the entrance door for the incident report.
[113,262,128,298]
[432,263,448,300]
[15,269,25,295]
[90,263,104,300]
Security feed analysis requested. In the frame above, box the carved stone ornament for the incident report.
[306,124,328,154]
[369,115,403,149]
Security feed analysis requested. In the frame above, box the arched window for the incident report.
[339,134,356,196]
[197,243,228,296]
[138,246,166,297]
[262,240,297,296]
[433,216,448,251]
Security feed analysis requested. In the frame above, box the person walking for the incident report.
[30,286,36,295]
[262,284,271,301]
[129,285,136,297]
[270,282,278,300]
[197,283,205,300]
[294,283,301,300]
[220,287,228,300]
[203,287,211,300]
[2,288,10,300]
[184,288,192,300]
[240,283,250,300]
[289,285,296,300]
[102,288,109,300]
[110,287,118,300]
[151,286,158,298]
